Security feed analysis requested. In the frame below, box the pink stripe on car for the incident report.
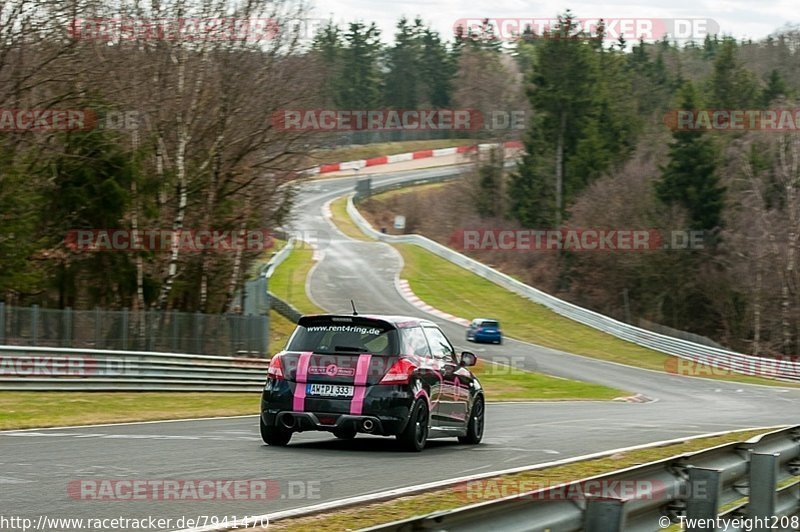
[292,352,313,411]
[349,354,373,415]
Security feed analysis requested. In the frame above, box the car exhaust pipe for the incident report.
[280,414,295,429]
[361,419,375,433]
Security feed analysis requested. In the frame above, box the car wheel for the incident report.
[260,417,292,446]
[397,399,429,452]
[458,396,484,445]
[333,428,357,440]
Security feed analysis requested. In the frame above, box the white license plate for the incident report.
[306,384,354,397]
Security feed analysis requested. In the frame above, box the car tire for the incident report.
[458,396,484,445]
[333,428,357,440]
[397,399,429,452]
[260,417,292,446]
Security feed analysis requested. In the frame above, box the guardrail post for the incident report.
[584,497,625,531]
[686,467,722,527]
[193,311,202,354]
[0,301,5,344]
[171,312,179,352]
[748,452,779,520]
[121,308,128,350]
[94,306,101,348]
[268,313,270,357]
[31,304,39,346]
[64,307,72,348]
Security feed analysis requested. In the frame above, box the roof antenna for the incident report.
[351,300,359,316]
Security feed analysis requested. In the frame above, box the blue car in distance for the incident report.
[466,318,503,344]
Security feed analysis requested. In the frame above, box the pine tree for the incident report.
[761,69,788,106]
[475,148,504,217]
[338,22,383,108]
[511,11,596,226]
[419,28,454,107]
[708,38,759,108]
[508,119,556,226]
[384,18,422,108]
[311,21,345,106]
[657,82,725,232]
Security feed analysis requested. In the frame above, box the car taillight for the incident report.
[379,358,416,385]
[267,355,284,380]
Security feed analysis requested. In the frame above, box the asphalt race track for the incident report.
[3,166,800,529]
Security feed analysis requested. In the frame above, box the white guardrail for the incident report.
[347,182,800,383]
[0,345,269,391]
[0,243,302,391]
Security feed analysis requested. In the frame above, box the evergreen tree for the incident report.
[475,148,504,217]
[657,82,725,232]
[0,150,45,295]
[311,21,345,106]
[509,11,596,226]
[708,38,759,108]
[384,18,423,108]
[338,22,383,108]
[761,69,788,106]
[508,117,555,226]
[419,28,454,107]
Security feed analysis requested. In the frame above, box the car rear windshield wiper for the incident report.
[334,346,364,352]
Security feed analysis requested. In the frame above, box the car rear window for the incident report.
[482,321,499,328]
[287,318,399,355]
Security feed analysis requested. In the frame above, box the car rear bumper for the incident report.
[270,411,390,434]
[473,333,502,343]
[261,380,415,436]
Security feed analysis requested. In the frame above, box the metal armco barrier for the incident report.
[364,426,800,531]
[264,237,303,324]
[348,183,800,382]
[0,345,269,391]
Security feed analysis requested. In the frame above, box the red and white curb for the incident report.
[304,140,523,176]
[396,279,471,327]
[613,393,654,403]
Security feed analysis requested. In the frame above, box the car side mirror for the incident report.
[460,351,477,367]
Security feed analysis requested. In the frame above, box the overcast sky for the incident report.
[306,0,796,44]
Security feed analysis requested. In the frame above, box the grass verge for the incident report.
[263,428,780,531]
[329,196,370,241]
[330,191,796,388]
[269,310,297,353]
[0,392,259,430]
[269,245,324,314]
[396,243,792,387]
[473,360,624,401]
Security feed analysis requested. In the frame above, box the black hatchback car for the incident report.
[260,314,485,451]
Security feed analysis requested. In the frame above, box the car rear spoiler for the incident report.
[297,314,397,331]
